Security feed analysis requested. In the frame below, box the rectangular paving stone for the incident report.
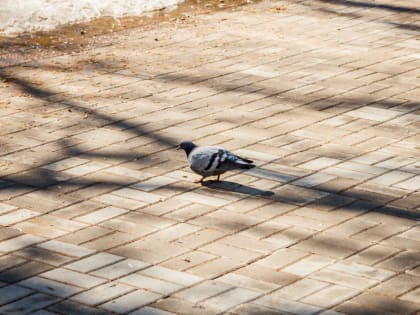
[118,273,183,295]
[31,310,58,315]
[19,276,83,297]
[100,289,162,313]
[120,212,175,229]
[347,292,420,315]
[64,161,110,176]
[71,282,135,306]
[273,184,330,205]
[274,278,329,300]
[131,176,178,192]
[113,188,163,203]
[0,293,60,314]
[394,175,420,191]
[53,200,105,219]
[326,217,378,236]
[273,214,334,232]
[48,300,106,315]
[292,233,370,259]
[218,273,277,293]
[37,240,95,257]
[201,242,262,263]
[151,296,217,315]
[0,284,33,305]
[234,149,278,162]
[230,302,300,315]
[144,223,200,242]
[105,166,153,180]
[129,306,176,315]
[0,203,17,215]
[189,210,261,233]
[0,254,26,271]
[376,250,420,271]
[99,218,157,237]
[236,264,300,287]
[188,257,241,279]
[299,157,341,171]
[93,193,145,210]
[28,215,88,232]
[42,157,89,171]
[57,226,113,245]
[82,231,137,251]
[75,206,128,224]
[91,258,150,279]
[175,192,230,207]
[139,266,202,286]
[293,173,337,188]
[370,171,415,186]
[0,209,41,226]
[0,234,45,253]
[0,261,53,283]
[41,268,106,289]
[348,244,400,265]
[220,234,279,254]
[282,254,335,276]
[66,252,124,272]
[254,295,322,315]
[400,287,420,305]
[328,262,393,281]
[13,221,68,239]
[200,287,261,312]
[310,268,377,290]
[323,167,373,181]
[0,227,21,242]
[301,285,359,308]
[174,280,232,303]
[371,274,420,297]
[256,248,308,269]
[345,106,400,122]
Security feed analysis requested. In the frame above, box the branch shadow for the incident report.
[318,0,420,14]
[305,0,420,33]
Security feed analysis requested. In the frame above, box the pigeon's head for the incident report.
[177,141,196,156]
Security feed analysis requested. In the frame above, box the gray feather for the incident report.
[188,145,255,177]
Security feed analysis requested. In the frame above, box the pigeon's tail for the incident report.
[239,163,256,170]
[239,157,253,163]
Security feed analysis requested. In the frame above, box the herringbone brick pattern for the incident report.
[0,0,419,314]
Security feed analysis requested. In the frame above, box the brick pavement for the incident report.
[0,0,420,314]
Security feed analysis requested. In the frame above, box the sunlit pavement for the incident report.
[0,0,419,314]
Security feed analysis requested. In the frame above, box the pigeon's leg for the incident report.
[216,174,221,182]
[193,176,205,184]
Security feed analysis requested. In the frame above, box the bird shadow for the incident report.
[202,180,274,197]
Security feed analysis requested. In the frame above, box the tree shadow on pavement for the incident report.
[318,0,420,14]
[302,0,420,33]
[0,64,419,221]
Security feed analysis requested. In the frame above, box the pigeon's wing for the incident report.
[215,150,255,171]
[189,146,221,173]
[190,146,254,174]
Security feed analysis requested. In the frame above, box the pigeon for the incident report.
[177,141,255,183]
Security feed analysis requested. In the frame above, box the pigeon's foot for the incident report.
[193,176,205,184]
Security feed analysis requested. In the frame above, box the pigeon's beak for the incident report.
[176,145,181,150]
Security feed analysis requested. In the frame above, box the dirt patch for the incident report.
[0,0,257,68]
